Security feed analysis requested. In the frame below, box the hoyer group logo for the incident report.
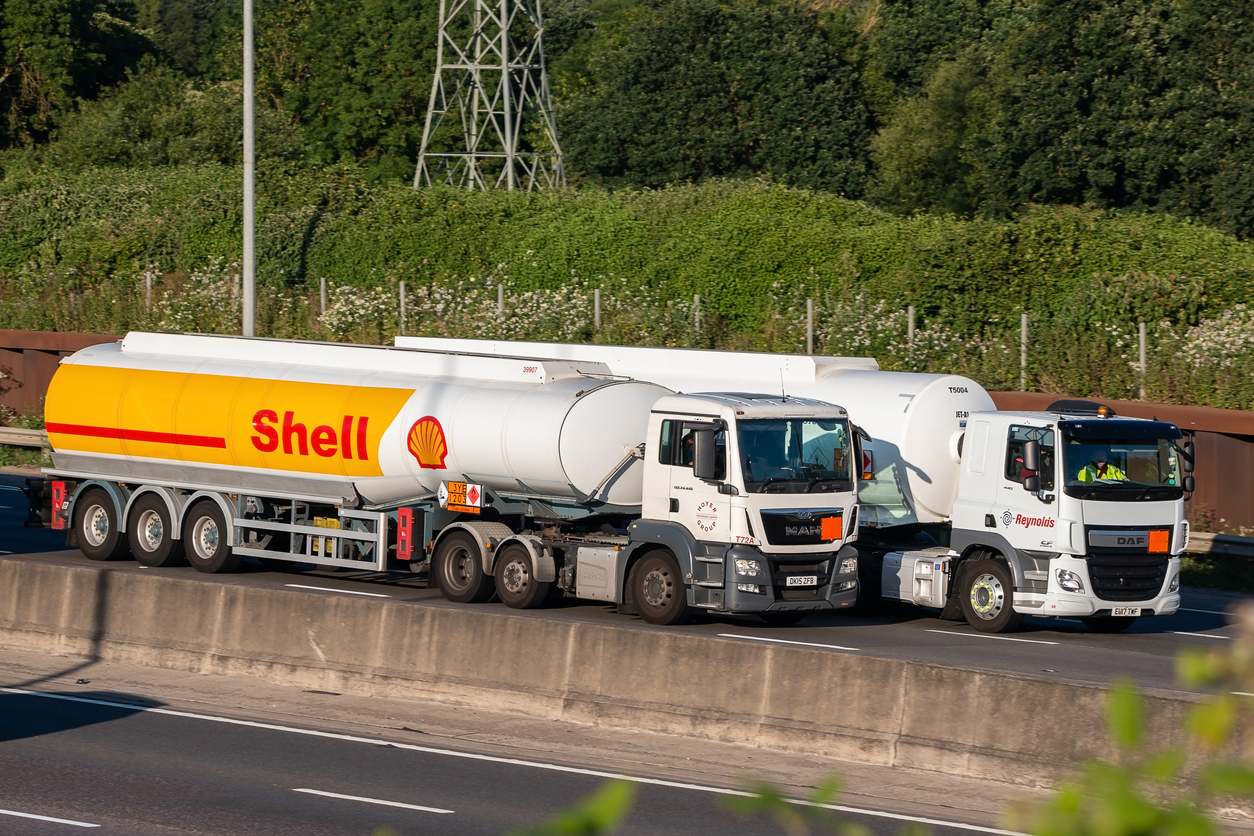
[1002,510,1056,530]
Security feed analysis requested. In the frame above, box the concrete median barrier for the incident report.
[0,555,1196,786]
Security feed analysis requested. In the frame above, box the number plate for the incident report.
[1110,607,1142,617]
[786,575,818,587]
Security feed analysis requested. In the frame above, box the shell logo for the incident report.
[407,416,448,469]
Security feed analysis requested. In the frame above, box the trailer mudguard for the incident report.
[436,521,515,574]
[66,480,130,535]
[499,534,557,582]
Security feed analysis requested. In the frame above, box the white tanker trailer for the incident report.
[28,332,862,625]
[396,336,1193,633]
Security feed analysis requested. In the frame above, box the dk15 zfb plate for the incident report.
[786,575,818,587]
[1111,606,1142,617]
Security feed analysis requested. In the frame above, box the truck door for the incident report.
[997,425,1057,549]
[658,418,730,543]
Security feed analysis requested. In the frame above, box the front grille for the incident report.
[780,586,823,600]
[760,509,842,546]
[1087,554,1168,601]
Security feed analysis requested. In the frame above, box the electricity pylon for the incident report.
[414,0,565,190]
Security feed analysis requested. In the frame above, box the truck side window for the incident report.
[1004,425,1056,491]
[658,420,676,465]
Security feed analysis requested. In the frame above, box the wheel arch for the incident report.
[123,486,189,539]
[496,534,556,583]
[69,480,129,532]
[433,520,514,575]
[181,491,236,548]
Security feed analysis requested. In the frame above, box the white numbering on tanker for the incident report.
[440,481,483,515]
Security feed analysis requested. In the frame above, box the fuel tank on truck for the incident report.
[394,336,997,524]
[44,332,670,508]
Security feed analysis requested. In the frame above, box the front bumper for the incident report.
[1013,555,1182,617]
[713,544,859,613]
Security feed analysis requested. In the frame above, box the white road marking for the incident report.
[0,807,99,827]
[293,788,453,814]
[1232,692,1254,697]
[717,633,859,652]
[285,584,390,598]
[1180,608,1230,616]
[925,629,1059,645]
[0,550,11,555]
[1,687,1022,836]
[0,485,22,491]
[1172,631,1232,640]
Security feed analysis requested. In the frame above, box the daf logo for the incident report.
[1117,536,1147,547]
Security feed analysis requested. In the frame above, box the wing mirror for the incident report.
[1021,439,1042,492]
[693,429,718,481]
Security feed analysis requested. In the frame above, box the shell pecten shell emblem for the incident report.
[407,416,448,469]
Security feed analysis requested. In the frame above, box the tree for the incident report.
[558,0,872,195]
[0,0,153,147]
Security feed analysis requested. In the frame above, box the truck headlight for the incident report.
[839,556,858,575]
[737,583,762,594]
[1168,574,1180,593]
[1056,569,1084,593]
[734,558,762,577]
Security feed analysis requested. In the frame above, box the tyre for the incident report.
[183,500,241,574]
[127,494,185,568]
[494,543,551,609]
[959,559,1024,633]
[434,531,495,604]
[759,611,806,626]
[630,550,693,626]
[1082,616,1137,633]
[74,488,130,561]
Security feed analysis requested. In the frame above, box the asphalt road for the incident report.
[0,465,1246,695]
[0,687,997,836]
[3,545,1244,697]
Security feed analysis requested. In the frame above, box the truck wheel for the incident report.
[494,543,550,609]
[74,488,130,561]
[1082,616,1138,633]
[630,551,693,626]
[959,559,1024,633]
[184,500,241,574]
[434,532,495,604]
[128,494,185,568]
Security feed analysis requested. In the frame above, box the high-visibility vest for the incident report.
[1077,462,1127,482]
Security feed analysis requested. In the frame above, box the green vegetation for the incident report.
[1180,557,1254,596]
[2,0,1254,409]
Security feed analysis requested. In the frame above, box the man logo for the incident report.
[1001,510,1013,527]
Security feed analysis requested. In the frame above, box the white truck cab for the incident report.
[632,393,862,621]
[883,402,1190,632]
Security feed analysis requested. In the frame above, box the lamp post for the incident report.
[242,0,256,337]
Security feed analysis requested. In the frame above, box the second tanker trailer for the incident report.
[32,332,862,625]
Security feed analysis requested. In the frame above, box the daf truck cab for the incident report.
[882,403,1191,632]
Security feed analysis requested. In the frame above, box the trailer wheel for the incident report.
[434,532,495,604]
[494,543,550,609]
[128,494,185,568]
[959,559,1024,633]
[1081,616,1137,633]
[630,550,693,626]
[74,488,130,561]
[184,500,241,574]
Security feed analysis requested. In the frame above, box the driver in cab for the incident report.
[1077,452,1127,482]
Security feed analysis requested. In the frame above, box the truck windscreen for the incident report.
[1060,421,1184,501]
[738,418,853,493]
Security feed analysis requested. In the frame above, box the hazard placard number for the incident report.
[439,481,482,515]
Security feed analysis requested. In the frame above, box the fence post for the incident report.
[1020,313,1028,391]
[497,284,504,315]
[694,294,701,336]
[806,298,814,355]
[145,271,152,312]
[1139,321,1147,401]
[399,281,407,335]
[594,288,601,329]
[320,277,327,315]
[908,305,915,344]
